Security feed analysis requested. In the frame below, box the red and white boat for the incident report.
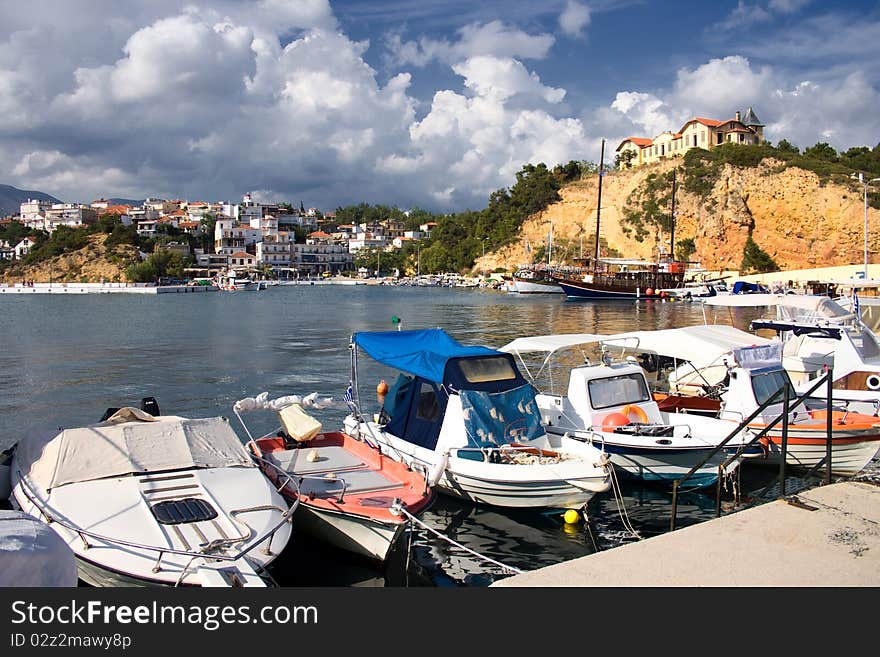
[235,394,434,563]
[601,328,880,476]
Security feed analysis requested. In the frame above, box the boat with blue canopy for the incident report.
[343,328,612,510]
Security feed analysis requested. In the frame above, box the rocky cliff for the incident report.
[480,158,877,274]
[0,235,139,284]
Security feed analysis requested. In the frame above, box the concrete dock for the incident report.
[493,481,880,587]
[0,282,216,294]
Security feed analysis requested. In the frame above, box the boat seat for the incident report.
[265,446,367,475]
[297,468,402,498]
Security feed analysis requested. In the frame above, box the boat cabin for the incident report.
[717,343,801,425]
[352,329,545,460]
[537,362,664,432]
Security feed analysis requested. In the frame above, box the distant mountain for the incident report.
[0,184,62,218]
[108,198,144,207]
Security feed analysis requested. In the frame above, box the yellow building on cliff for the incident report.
[616,107,765,167]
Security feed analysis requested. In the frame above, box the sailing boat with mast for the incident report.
[510,220,566,294]
[552,141,687,300]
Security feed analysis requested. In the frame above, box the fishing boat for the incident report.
[598,328,880,476]
[233,392,434,563]
[499,333,762,489]
[703,292,880,415]
[9,401,296,587]
[551,140,688,300]
[510,267,564,294]
[216,269,260,291]
[343,328,612,510]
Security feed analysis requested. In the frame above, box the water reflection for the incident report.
[0,287,869,587]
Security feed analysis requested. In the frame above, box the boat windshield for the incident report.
[455,356,518,383]
[850,331,880,360]
[588,373,650,410]
[750,369,797,406]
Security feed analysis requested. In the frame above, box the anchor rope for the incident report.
[392,504,524,575]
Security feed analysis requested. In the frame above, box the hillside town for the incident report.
[0,193,438,279]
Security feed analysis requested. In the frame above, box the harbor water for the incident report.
[1,285,874,586]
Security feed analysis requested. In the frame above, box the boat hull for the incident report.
[346,419,611,510]
[251,432,432,563]
[545,426,737,489]
[293,503,406,562]
[512,278,563,294]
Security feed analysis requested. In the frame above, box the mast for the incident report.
[595,138,605,268]
[670,168,677,262]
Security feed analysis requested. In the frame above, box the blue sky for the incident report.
[1,0,878,212]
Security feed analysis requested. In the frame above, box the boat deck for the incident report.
[264,445,404,498]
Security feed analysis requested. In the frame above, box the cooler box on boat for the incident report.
[279,403,322,442]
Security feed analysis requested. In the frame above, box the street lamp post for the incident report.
[481,237,488,277]
[417,244,420,278]
[852,173,880,279]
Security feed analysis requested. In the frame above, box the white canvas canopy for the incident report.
[499,333,606,356]
[598,325,773,369]
[16,410,254,491]
[702,293,856,321]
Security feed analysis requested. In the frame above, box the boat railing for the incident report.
[14,468,299,580]
[670,369,835,530]
[247,443,350,503]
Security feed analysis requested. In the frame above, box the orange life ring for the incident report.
[621,404,649,424]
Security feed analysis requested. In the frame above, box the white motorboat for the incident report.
[598,327,880,476]
[9,404,297,587]
[344,328,612,511]
[499,333,762,489]
[704,292,880,415]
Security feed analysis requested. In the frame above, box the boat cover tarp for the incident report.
[0,510,78,586]
[16,413,254,491]
[599,325,773,368]
[352,329,498,384]
[460,384,543,448]
[732,343,783,370]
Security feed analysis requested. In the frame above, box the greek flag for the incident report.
[343,382,354,405]
[852,288,861,320]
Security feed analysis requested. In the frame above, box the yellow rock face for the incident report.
[0,234,140,283]
[477,158,877,273]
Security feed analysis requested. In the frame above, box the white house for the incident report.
[14,237,37,259]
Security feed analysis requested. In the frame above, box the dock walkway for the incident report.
[493,481,880,587]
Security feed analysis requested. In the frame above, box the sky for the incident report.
[1,0,879,213]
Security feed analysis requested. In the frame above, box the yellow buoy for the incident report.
[563,509,580,524]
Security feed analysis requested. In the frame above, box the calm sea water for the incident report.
[1,285,870,586]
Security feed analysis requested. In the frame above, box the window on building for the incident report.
[693,135,698,147]
[716,131,723,145]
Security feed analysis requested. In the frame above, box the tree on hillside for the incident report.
[615,150,637,169]
[804,142,839,163]
[774,139,799,155]
[741,236,778,274]
[675,237,696,263]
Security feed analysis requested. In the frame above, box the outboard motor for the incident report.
[99,407,120,422]
[141,397,160,417]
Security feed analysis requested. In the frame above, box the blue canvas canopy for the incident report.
[352,328,499,384]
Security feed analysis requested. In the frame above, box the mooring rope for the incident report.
[390,502,524,575]
[608,463,641,539]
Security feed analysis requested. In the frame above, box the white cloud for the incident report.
[719,2,772,31]
[768,0,811,13]
[559,1,591,38]
[386,20,555,67]
[453,56,566,104]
